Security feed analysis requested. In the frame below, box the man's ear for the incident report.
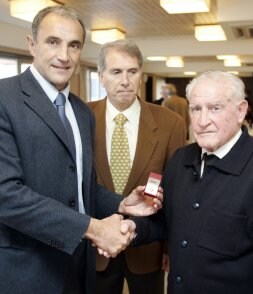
[99,71,105,87]
[238,99,248,123]
[27,35,36,57]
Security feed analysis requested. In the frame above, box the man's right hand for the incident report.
[84,214,136,257]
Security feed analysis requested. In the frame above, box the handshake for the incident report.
[89,214,137,258]
[85,185,163,258]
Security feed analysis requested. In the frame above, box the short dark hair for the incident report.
[32,6,86,45]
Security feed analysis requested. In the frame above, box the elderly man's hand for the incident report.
[118,185,163,216]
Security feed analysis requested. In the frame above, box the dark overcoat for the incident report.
[163,127,253,294]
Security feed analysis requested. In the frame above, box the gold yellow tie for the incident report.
[110,113,131,194]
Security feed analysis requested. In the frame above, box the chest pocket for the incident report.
[197,207,249,257]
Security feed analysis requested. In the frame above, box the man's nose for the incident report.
[121,72,130,86]
[198,109,211,126]
[57,45,69,62]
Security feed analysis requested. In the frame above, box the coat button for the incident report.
[176,276,182,284]
[193,171,198,177]
[193,202,200,210]
[69,200,76,207]
[181,240,188,248]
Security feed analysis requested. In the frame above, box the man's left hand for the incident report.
[118,185,163,216]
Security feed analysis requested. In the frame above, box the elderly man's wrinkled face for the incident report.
[188,79,248,152]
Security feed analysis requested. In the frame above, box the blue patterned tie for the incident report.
[55,92,76,160]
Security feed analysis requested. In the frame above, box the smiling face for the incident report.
[99,48,142,111]
[27,13,83,91]
[189,79,248,152]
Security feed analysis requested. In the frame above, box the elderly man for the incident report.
[137,70,253,293]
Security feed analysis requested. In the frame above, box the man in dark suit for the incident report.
[88,39,185,294]
[136,70,253,294]
[0,7,162,294]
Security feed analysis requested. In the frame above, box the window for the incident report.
[0,57,18,78]
[20,63,31,72]
[0,54,32,79]
[88,70,106,101]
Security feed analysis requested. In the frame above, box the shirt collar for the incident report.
[202,129,242,159]
[30,64,70,103]
[106,97,140,122]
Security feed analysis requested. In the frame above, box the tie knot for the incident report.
[55,92,66,107]
[202,153,218,164]
[114,113,127,126]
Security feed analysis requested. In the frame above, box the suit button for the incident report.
[176,276,182,284]
[181,240,188,248]
[69,165,75,172]
[193,202,200,210]
[193,171,198,177]
[69,200,76,207]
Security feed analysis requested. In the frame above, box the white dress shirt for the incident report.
[105,98,141,166]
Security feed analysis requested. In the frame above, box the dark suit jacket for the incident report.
[88,97,185,274]
[159,127,253,294]
[0,69,121,294]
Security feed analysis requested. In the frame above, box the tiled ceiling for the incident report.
[63,0,217,38]
[60,0,253,77]
[1,0,253,77]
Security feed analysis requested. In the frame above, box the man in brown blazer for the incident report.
[162,83,190,139]
[88,40,185,294]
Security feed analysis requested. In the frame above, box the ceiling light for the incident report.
[9,0,62,22]
[166,56,184,67]
[216,55,238,60]
[227,71,239,75]
[184,71,197,76]
[91,28,125,44]
[224,57,241,67]
[195,24,227,41]
[147,56,167,61]
[160,0,210,14]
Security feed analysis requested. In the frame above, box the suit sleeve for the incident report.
[131,211,167,246]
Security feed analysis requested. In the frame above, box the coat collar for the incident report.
[184,127,253,176]
[126,99,158,194]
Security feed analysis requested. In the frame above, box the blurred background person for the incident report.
[162,83,190,140]
[153,84,170,105]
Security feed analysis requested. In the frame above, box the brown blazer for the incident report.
[163,95,190,138]
[88,97,185,274]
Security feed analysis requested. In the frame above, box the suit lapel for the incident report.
[92,99,115,191]
[124,100,158,195]
[20,69,74,161]
[71,97,93,211]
